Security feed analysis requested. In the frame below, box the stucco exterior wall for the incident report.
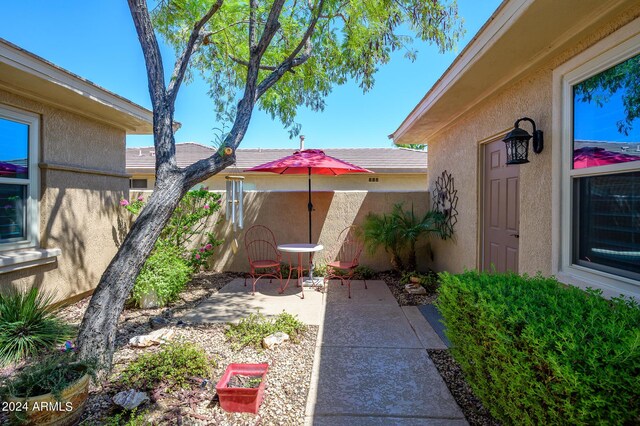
[130,172,427,192]
[0,90,128,303]
[129,190,431,273]
[423,5,640,276]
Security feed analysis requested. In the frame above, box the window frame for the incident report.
[558,33,640,296]
[0,105,40,252]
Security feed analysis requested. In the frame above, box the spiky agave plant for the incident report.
[0,286,74,366]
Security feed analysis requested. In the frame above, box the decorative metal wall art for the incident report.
[432,170,458,239]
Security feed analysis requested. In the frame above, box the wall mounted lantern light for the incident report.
[502,117,544,165]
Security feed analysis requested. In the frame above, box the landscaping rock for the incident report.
[129,328,175,347]
[405,283,427,295]
[112,389,149,410]
[149,316,170,330]
[262,331,290,349]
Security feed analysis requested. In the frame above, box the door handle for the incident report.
[510,233,519,238]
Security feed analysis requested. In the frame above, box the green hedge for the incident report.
[437,271,640,425]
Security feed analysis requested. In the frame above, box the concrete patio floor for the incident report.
[183,278,464,424]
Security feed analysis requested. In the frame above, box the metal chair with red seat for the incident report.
[323,225,366,298]
[244,225,283,295]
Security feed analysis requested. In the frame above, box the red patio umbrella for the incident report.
[245,149,372,243]
[573,147,640,169]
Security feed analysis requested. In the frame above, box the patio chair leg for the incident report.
[347,278,351,298]
[364,278,367,289]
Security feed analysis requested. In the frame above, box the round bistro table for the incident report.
[277,243,324,299]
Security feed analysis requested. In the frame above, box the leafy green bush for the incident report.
[0,286,74,366]
[1,350,96,399]
[120,341,212,391]
[121,188,224,271]
[353,265,375,280]
[362,203,444,271]
[225,312,306,349]
[437,271,640,425]
[131,243,192,307]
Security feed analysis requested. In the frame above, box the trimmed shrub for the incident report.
[131,243,191,307]
[0,286,74,366]
[437,271,640,425]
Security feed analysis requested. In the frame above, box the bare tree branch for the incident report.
[167,0,224,104]
[183,0,288,185]
[127,0,167,110]
[254,0,286,59]
[230,54,295,72]
[249,0,257,50]
[256,43,312,98]
[255,0,325,99]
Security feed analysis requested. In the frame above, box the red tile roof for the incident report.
[127,142,427,173]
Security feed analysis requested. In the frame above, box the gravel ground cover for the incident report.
[379,271,500,426]
[428,350,500,426]
[1,271,318,425]
[378,271,437,306]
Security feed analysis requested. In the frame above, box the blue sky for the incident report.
[1,1,502,150]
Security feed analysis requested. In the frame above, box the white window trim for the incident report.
[0,104,40,252]
[552,22,640,299]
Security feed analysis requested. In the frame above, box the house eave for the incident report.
[391,0,637,145]
[0,38,154,135]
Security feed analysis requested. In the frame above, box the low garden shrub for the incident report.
[120,341,212,391]
[437,271,640,425]
[131,242,192,307]
[1,350,96,399]
[0,286,74,366]
[225,312,306,349]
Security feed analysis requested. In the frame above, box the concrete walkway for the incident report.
[183,278,465,425]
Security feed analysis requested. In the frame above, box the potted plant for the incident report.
[1,348,96,425]
[215,363,268,414]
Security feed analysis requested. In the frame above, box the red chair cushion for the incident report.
[328,261,357,269]
[251,260,280,268]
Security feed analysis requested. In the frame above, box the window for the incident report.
[0,106,39,251]
[129,178,148,189]
[560,35,640,293]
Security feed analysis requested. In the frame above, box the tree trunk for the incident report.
[76,172,185,369]
[407,242,417,272]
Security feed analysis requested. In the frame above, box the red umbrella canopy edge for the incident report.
[244,149,373,175]
[244,149,372,243]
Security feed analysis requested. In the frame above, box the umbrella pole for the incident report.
[308,167,312,243]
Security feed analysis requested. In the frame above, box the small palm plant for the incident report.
[362,203,444,271]
[0,286,74,366]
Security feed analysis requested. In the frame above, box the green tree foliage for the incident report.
[437,271,640,425]
[574,53,640,135]
[396,143,427,151]
[153,0,463,136]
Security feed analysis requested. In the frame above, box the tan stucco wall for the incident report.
[0,90,128,303]
[130,172,427,192]
[423,5,640,276]
[129,190,432,273]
